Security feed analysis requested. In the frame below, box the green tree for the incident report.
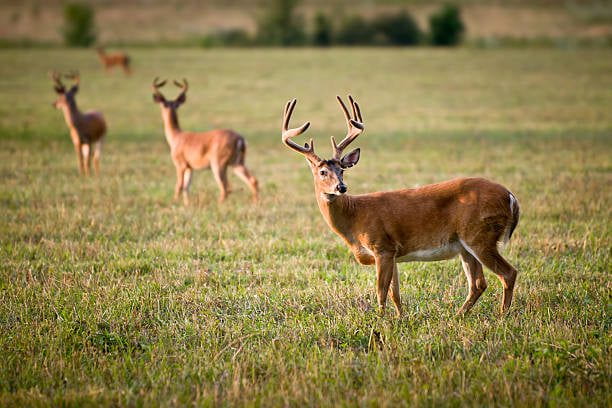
[335,15,376,46]
[373,11,421,46]
[257,0,306,46]
[429,4,465,46]
[62,2,96,47]
[312,12,332,46]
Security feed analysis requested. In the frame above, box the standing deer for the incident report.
[51,71,106,176]
[96,47,131,75]
[281,96,520,317]
[152,78,259,204]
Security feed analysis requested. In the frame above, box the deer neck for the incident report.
[315,190,357,244]
[61,100,83,131]
[161,108,181,147]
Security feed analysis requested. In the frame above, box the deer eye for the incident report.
[319,169,327,176]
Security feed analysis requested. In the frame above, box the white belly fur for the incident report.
[396,241,462,262]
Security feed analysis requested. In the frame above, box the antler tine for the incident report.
[173,78,188,91]
[50,70,63,85]
[65,70,80,85]
[173,78,188,100]
[331,95,365,160]
[50,70,65,92]
[152,77,167,92]
[281,99,319,162]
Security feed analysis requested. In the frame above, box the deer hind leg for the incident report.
[388,262,402,317]
[211,163,229,203]
[374,253,396,315]
[461,241,517,314]
[92,141,102,176]
[182,168,193,205]
[81,144,91,176]
[457,249,487,316]
[232,165,259,203]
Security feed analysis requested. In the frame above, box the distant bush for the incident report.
[335,15,376,45]
[312,12,332,46]
[202,29,252,47]
[256,0,306,46]
[372,11,421,46]
[62,2,96,47]
[429,4,464,46]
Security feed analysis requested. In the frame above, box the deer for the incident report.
[51,71,106,176]
[152,78,259,205]
[281,96,520,317]
[96,47,131,75]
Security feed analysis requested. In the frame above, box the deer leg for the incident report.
[374,253,396,315]
[462,242,517,314]
[81,144,91,176]
[211,163,229,203]
[92,141,102,176]
[388,262,402,317]
[456,249,487,316]
[182,168,193,205]
[232,165,259,203]
[74,143,85,175]
[174,166,185,201]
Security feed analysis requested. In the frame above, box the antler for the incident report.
[174,78,188,99]
[64,70,80,86]
[50,70,65,92]
[331,95,364,160]
[152,77,167,92]
[281,99,320,163]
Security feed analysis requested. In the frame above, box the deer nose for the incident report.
[337,184,347,194]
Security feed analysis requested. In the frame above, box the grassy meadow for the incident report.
[0,48,610,406]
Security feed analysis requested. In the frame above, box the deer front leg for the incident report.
[74,143,85,175]
[388,263,402,317]
[174,166,185,202]
[182,168,192,206]
[374,253,396,316]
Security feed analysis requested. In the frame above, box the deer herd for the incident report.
[50,51,521,318]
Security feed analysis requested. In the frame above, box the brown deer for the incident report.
[51,71,106,176]
[152,78,259,204]
[96,47,131,75]
[281,96,520,317]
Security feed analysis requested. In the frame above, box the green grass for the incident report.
[0,48,610,406]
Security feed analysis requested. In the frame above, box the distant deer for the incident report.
[51,71,106,176]
[96,47,131,75]
[152,78,259,204]
[281,96,520,317]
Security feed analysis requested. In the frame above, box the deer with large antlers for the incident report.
[51,71,106,176]
[152,78,259,204]
[96,47,131,75]
[281,96,520,317]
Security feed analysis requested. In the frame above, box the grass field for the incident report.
[0,48,610,406]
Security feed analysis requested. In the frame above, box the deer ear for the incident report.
[69,84,79,94]
[153,93,164,103]
[176,92,186,105]
[54,86,64,94]
[340,148,360,168]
